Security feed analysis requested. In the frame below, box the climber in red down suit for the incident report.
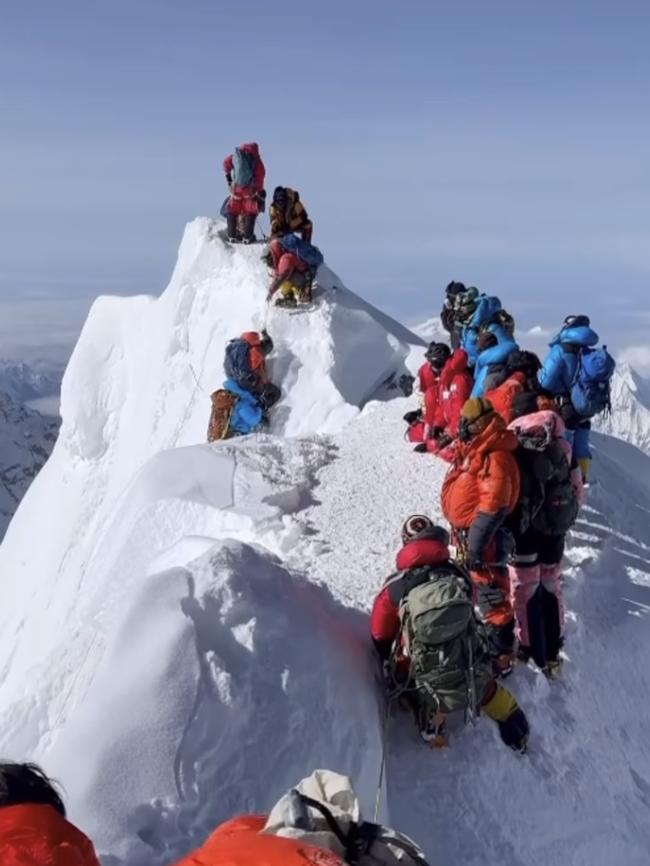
[223,143,266,243]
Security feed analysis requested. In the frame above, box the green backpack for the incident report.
[399,566,492,715]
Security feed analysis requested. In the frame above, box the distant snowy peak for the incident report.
[412,316,447,343]
[0,390,59,539]
[595,362,650,455]
[0,359,63,404]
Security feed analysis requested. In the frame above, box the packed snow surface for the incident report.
[1,221,650,866]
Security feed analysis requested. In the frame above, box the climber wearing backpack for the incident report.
[457,291,502,367]
[222,142,266,243]
[440,281,467,349]
[370,516,529,752]
[212,330,280,439]
[506,392,582,677]
[173,769,432,866]
[404,343,451,449]
[483,350,548,424]
[270,186,314,243]
[441,398,520,676]
[0,761,101,865]
[539,314,616,482]
[267,235,324,307]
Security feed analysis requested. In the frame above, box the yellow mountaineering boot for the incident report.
[483,682,529,753]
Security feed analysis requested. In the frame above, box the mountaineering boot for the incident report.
[482,682,529,753]
[578,457,591,485]
[240,214,256,243]
[497,707,529,754]
[274,296,298,309]
[542,658,563,680]
[226,213,239,243]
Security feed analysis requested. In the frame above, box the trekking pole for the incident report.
[373,700,392,823]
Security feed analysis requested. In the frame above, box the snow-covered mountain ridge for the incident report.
[0,219,649,865]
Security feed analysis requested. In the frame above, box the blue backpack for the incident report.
[571,346,616,418]
[471,295,502,329]
[279,234,324,270]
[224,339,255,389]
[232,147,256,187]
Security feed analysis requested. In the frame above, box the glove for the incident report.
[413,443,428,453]
[430,426,445,439]
[403,409,422,425]
[497,707,529,753]
[257,189,267,213]
[225,172,232,189]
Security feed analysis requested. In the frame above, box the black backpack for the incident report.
[514,435,578,536]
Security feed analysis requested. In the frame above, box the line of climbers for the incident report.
[221,141,324,307]
[0,763,433,866]
[373,283,616,749]
[206,143,328,441]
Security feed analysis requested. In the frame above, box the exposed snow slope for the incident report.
[1,221,649,866]
[0,390,59,539]
[595,361,650,456]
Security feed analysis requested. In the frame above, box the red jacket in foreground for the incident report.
[438,349,473,436]
[370,535,451,659]
[0,804,101,866]
[173,815,344,865]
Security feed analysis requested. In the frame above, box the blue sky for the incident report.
[1,1,649,366]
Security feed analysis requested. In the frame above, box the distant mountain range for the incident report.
[0,360,61,539]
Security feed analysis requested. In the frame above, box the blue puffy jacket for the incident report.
[460,296,503,366]
[224,378,264,434]
[538,325,599,395]
[470,324,518,398]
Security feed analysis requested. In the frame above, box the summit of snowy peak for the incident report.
[595,361,650,455]
[57,217,420,473]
